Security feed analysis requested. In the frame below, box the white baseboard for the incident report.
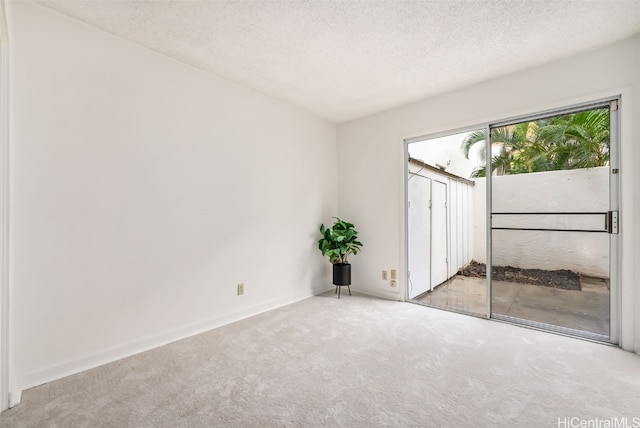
[351,285,402,301]
[15,288,325,397]
[311,283,334,295]
[8,388,21,408]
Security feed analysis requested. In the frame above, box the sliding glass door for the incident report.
[406,98,619,343]
[406,130,485,317]
[488,101,618,341]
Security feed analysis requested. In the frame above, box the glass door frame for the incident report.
[485,97,620,344]
[404,125,489,319]
[404,96,620,344]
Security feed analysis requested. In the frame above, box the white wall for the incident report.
[338,35,640,352]
[472,167,609,278]
[0,0,10,411]
[8,1,337,398]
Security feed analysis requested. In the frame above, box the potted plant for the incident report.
[318,217,363,297]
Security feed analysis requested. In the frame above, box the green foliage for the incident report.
[462,108,610,177]
[318,218,363,264]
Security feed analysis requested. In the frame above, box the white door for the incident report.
[431,180,449,289]
[408,175,431,298]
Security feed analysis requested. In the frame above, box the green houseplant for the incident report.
[318,218,363,297]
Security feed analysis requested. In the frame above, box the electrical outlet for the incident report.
[390,280,397,288]
[237,283,244,295]
[390,269,397,280]
[382,270,388,280]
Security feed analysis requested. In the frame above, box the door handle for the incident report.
[607,211,619,234]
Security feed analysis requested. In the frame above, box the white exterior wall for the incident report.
[338,35,640,352]
[450,179,473,277]
[7,1,337,400]
[472,167,609,278]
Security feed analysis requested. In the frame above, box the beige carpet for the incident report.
[1,293,639,427]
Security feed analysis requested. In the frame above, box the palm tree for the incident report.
[536,108,609,170]
[461,108,609,178]
[461,122,539,177]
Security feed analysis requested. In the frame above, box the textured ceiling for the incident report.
[36,0,640,123]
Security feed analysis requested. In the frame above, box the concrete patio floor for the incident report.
[415,275,610,336]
